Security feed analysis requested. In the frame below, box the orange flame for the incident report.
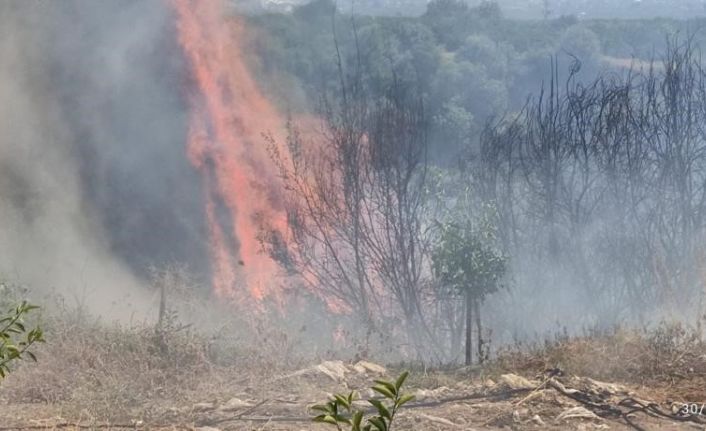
[172,0,287,301]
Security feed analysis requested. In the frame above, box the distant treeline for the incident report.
[249,0,706,163]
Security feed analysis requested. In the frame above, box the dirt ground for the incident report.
[1,360,704,431]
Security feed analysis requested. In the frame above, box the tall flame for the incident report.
[172,0,287,301]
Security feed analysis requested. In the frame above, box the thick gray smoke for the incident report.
[0,1,209,315]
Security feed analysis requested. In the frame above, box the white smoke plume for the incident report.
[0,1,209,316]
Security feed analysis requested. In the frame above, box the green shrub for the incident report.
[0,301,43,379]
[311,371,414,431]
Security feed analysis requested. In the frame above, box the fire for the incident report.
[172,0,287,301]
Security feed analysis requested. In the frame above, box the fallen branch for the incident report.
[547,378,647,431]
[619,397,706,425]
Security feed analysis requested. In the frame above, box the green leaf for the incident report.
[313,414,339,425]
[334,394,351,410]
[368,416,387,431]
[394,371,409,391]
[311,404,332,413]
[374,379,397,395]
[396,394,415,408]
[352,411,364,431]
[372,385,396,399]
[333,414,351,424]
[368,399,391,419]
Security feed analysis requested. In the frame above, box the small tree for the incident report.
[432,210,506,365]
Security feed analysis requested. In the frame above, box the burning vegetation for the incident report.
[173,0,289,301]
[0,0,706,430]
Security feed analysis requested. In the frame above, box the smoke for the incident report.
[0,1,210,315]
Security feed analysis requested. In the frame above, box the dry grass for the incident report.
[491,322,706,389]
[2,270,706,425]
[0,281,308,423]
[2,315,235,421]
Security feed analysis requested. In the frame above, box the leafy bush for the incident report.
[311,371,415,431]
[0,301,43,379]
